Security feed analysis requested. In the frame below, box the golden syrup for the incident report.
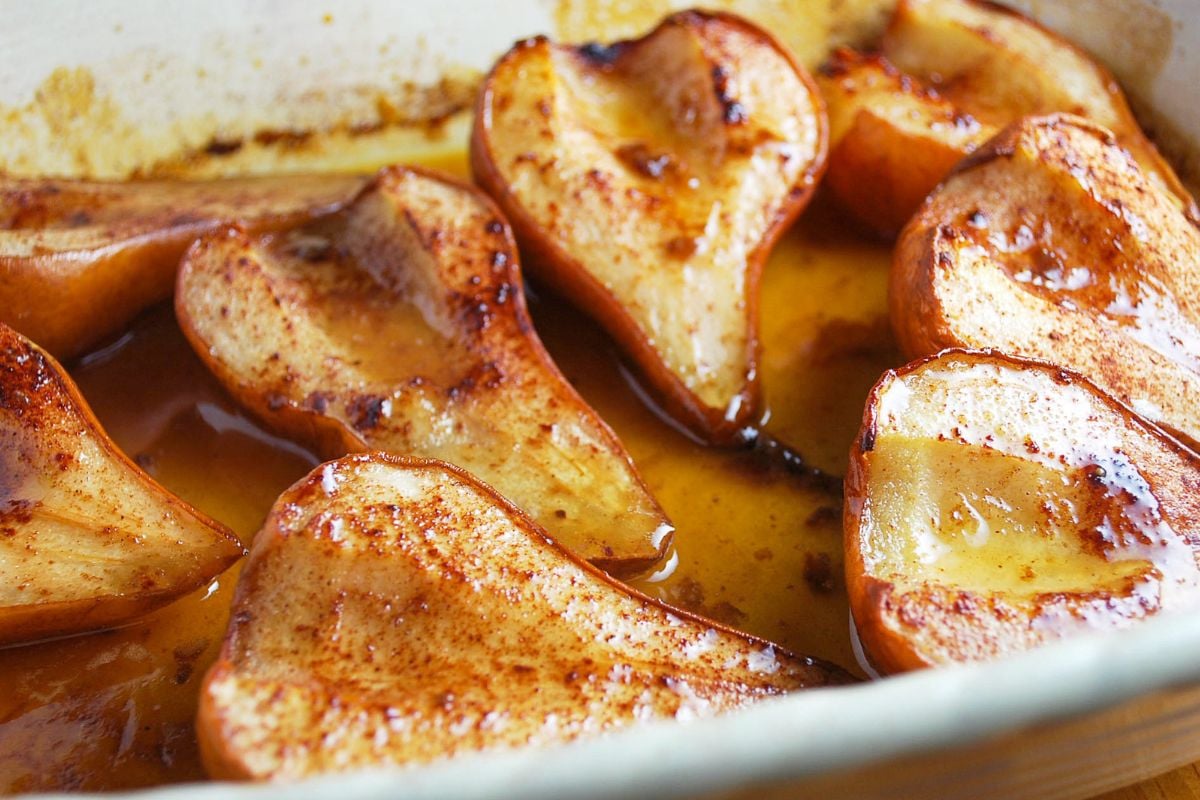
[0,305,317,792]
[0,151,896,791]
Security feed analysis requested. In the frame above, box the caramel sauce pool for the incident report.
[0,153,896,792]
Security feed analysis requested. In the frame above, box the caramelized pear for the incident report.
[176,165,671,575]
[893,114,1200,450]
[198,454,848,780]
[846,350,1200,674]
[817,48,995,238]
[471,10,827,443]
[881,0,1196,221]
[817,0,1197,236]
[0,323,243,646]
[0,173,367,359]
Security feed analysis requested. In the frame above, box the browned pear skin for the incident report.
[176,165,671,576]
[882,0,1197,222]
[198,454,850,780]
[0,173,367,359]
[846,350,1200,675]
[0,323,243,646]
[471,10,827,443]
[817,48,996,238]
[893,114,1200,451]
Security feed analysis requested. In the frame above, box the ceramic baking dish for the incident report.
[3,1,1199,797]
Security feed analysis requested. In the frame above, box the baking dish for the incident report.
[3,1,1199,797]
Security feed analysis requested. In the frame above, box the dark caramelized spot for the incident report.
[663,236,697,259]
[252,129,314,149]
[304,391,332,414]
[711,65,747,125]
[0,498,37,526]
[803,552,835,594]
[203,137,244,156]
[577,41,622,67]
[347,395,387,432]
[860,425,877,454]
[615,143,675,180]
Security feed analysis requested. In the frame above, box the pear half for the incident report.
[892,114,1200,451]
[817,48,995,238]
[0,173,366,359]
[846,350,1200,674]
[198,454,849,780]
[817,0,1197,237]
[176,165,671,576]
[0,323,243,646]
[881,0,1196,221]
[471,10,827,443]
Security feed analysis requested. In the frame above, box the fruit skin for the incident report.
[175,165,672,576]
[197,453,852,781]
[0,174,366,359]
[471,10,828,444]
[882,0,1198,223]
[892,114,1200,452]
[817,0,1198,238]
[845,349,1200,675]
[0,322,244,646]
[817,48,995,238]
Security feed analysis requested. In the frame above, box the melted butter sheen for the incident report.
[865,437,1162,597]
[0,152,895,791]
[975,215,1200,376]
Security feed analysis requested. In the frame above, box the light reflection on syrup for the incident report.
[973,212,1200,376]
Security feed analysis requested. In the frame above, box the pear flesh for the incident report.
[0,173,367,359]
[176,165,671,576]
[892,114,1200,451]
[846,350,1200,674]
[817,48,996,237]
[817,0,1196,237]
[471,10,827,443]
[883,0,1196,220]
[198,454,849,780]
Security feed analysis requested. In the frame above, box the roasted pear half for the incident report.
[0,323,243,646]
[881,0,1196,221]
[846,350,1200,674]
[818,0,1196,236]
[176,165,671,576]
[198,454,848,780]
[817,48,995,238]
[471,10,827,443]
[0,173,366,359]
[893,114,1200,451]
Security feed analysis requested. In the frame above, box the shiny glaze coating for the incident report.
[817,48,993,238]
[846,350,1200,673]
[883,0,1197,222]
[893,114,1200,450]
